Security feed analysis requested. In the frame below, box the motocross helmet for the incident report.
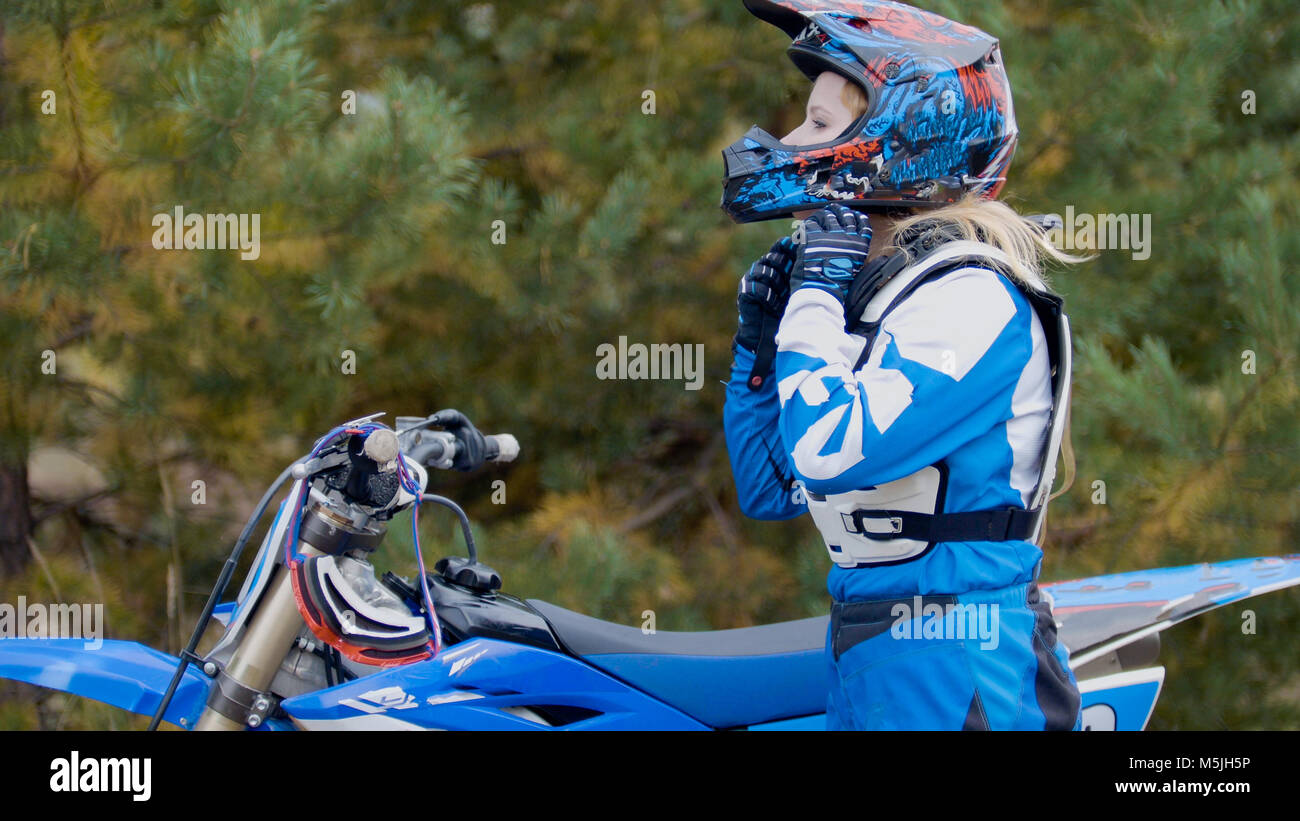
[721,0,1018,223]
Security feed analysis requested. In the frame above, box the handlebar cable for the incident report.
[147,462,296,731]
[420,494,478,564]
[404,492,480,660]
[394,414,437,438]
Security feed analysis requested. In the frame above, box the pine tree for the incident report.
[0,0,477,674]
[1,0,1297,729]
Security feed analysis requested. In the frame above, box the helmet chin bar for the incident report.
[721,125,964,224]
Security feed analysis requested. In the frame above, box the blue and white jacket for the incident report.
[724,258,1052,602]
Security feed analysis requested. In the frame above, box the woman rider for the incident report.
[722,0,1085,730]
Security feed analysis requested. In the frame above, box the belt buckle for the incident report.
[846,511,904,541]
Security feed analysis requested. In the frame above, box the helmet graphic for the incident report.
[721,0,1018,223]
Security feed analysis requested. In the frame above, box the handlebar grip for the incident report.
[483,434,520,464]
[411,433,517,468]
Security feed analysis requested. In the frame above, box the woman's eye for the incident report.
[813,119,828,130]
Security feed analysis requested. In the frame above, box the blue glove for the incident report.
[792,204,873,304]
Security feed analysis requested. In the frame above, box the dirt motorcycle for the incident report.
[2,411,1296,730]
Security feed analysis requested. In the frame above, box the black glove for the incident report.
[429,409,487,472]
[791,204,873,305]
[734,236,797,390]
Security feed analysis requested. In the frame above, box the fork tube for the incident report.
[195,545,322,731]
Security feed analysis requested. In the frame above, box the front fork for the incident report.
[194,546,322,731]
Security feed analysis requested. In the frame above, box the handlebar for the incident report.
[395,412,519,471]
[411,432,519,469]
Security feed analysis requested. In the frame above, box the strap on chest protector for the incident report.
[804,238,1073,567]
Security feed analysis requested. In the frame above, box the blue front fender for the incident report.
[0,638,213,729]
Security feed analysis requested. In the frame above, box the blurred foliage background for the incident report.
[0,0,1297,729]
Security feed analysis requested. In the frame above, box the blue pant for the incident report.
[825,582,1081,730]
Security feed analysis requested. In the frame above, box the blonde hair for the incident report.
[884,194,1092,288]
[841,80,869,120]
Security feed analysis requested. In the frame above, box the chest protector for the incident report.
[802,238,1073,568]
